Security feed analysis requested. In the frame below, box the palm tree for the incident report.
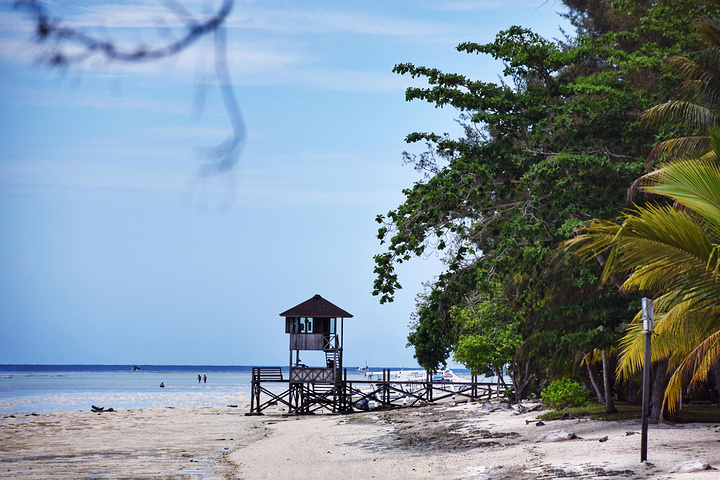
[567,130,720,414]
[640,17,720,163]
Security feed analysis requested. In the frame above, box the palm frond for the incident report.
[643,136,711,166]
[663,329,720,413]
[698,16,720,52]
[640,101,718,130]
[581,347,617,366]
[644,159,720,234]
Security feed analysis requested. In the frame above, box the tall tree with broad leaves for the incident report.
[373,0,716,405]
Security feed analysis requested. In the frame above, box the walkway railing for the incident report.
[246,367,507,415]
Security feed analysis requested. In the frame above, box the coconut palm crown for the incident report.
[640,17,720,163]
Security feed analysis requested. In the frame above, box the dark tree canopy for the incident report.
[374,0,718,400]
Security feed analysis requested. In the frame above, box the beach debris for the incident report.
[560,412,577,420]
[527,464,636,477]
[535,421,545,427]
[91,405,115,413]
[513,402,543,414]
[516,402,544,413]
[625,431,638,436]
[669,461,716,473]
[598,436,608,442]
[525,419,544,425]
[481,401,510,412]
[535,429,578,442]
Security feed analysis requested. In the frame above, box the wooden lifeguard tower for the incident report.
[281,294,353,414]
[247,294,353,415]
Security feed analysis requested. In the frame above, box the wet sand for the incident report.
[1,402,719,479]
[0,406,263,479]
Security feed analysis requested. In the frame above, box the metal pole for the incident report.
[640,328,651,461]
[640,297,654,463]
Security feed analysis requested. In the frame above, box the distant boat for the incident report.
[358,368,470,405]
[357,363,368,373]
[132,365,141,371]
[366,368,467,388]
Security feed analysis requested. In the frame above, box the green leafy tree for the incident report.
[374,1,715,402]
[452,288,520,385]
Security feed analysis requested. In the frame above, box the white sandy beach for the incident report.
[1,401,719,479]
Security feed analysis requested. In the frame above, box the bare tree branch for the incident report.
[14,0,234,66]
[14,0,245,207]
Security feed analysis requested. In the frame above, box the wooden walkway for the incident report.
[247,367,507,415]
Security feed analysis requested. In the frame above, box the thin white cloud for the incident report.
[0,147,413,208]
[0,0,563,98]
[61,1,216,29]
[230,8,459,38]
[0,11,35,34]
[0,80,195,114]
[425,0,564,12]
[232,65,424,91]
[11,1,475,39]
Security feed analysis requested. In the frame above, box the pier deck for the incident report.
[247,367,507,415]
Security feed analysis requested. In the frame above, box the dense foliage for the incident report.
[541,378,592,410]
[374,0,720,403]
[570,131,720,414]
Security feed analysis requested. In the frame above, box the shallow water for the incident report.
[0,366,254,413]
[0,365,480,414]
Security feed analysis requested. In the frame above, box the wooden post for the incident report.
[641,297,654,463]
[250,368,256,413]
[383,369,387,405]
[427,371,433,403]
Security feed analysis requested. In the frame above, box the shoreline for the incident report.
[1,401,719,479]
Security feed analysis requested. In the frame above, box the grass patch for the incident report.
[537,401,720,423]
[537,402,640,421]
[667,404,720,423]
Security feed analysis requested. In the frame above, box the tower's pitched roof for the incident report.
[279,294,353,318]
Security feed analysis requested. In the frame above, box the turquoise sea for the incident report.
[0,365,258,414]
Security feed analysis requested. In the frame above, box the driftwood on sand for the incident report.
[91,405,115,413]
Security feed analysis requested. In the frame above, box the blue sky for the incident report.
[0,0,571,367]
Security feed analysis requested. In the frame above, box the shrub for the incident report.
[541,378,591,410]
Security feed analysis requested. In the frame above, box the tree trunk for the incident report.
[493,364,509,388]
[585,360,604,404]
[650,358,670,424]
[595,253,625,290]
[627,377,636,404]
[602,349,617,413]
[712,359,720,408]
[511,356,533,405]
